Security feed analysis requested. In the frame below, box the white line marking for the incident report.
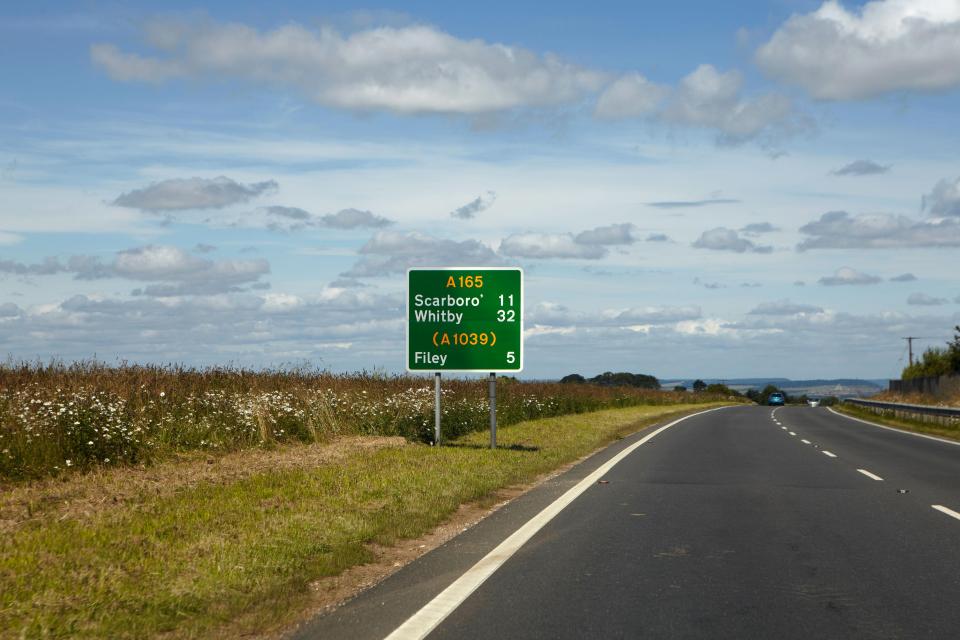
[822,451,837,458]
[789,431,796,436]
[932,505,960,522]
[828,408,960,447]
[801,439,811,444]
[781,426,787,430]
[857,469,884,481]
[383,406,732,640]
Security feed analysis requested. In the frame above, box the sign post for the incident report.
[407,268,523,447]
[489,372,496,449]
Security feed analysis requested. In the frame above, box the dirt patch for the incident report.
[0,436,407,534]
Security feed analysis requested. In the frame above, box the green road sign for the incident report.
[407,267,523,372]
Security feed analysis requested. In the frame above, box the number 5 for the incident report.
[506,351,516,364]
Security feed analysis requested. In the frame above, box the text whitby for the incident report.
[412,293,483,326]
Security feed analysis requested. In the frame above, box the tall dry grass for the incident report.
[0,360,722,480]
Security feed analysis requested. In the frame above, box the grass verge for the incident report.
[0,402,729,639]
[833,404,960,442]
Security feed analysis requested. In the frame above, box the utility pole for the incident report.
[903,337,916,367]
[902,336,940,367]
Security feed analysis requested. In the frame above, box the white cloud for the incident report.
[499,233,605,259]
[923,176,960,217]
[344,230,501,276]
[748,300,825,315]
[92,21,607,115]
[692,227,773,253]
[907,292,948,306]
[1,245,270,296]
[0,302,20,317]
[0,288,405,367]
[0,231,23,246]
[611,306,702,324]
[450,191,497,220]
[593,73,666,119]
[646,197,739,209]
[0,257,65,276]
[596,64,801,144]
[499,223,636,260]
[527,301,701,327]
[321,208,394,229]
[890,273,917,282]
[574,223,636,245]
[831,159,890,176]
[797,210,960,249]
[756,0,960,100]
[740,222,779,234]
[113,176,277,211]
[818,267,882,286]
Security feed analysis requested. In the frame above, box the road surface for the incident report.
[295,405,960,640]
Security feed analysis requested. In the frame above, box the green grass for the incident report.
[834,403,960,442]
[0,402,728,639]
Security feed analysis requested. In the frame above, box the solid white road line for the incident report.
[857,468,884,481]
[801,439,811,445]
[932,505,960,522]
[383,406,733,640]
[828,408,960,447]
[822,451,837,458]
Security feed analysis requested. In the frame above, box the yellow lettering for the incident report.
[446,276,456,288]
[440,333,451,346]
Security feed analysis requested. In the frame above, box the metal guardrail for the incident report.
[844,398,960,419]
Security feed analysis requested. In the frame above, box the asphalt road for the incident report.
[295,405,960,640]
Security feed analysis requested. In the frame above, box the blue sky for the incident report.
[2,0,960,380]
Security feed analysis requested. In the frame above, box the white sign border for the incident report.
[405,266,524,373]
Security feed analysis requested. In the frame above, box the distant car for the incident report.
[807,399,821,407]
[767,392,785,406]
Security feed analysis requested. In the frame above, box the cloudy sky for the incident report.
[2,0,960,380]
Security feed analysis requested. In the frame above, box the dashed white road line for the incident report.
[801,439,811,445]
[857,469,884,481]
[932,505,960,522]
[822,451,837,458]
[788,431,796,436]
[382,406,732,640]
[781,426,787,430]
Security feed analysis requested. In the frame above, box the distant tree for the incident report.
[902,326,960,379]
[819,396,839,407]
[589,372,660,389]
[560,373,586,384]
[673,385,687,392]
[902,348,952,380]
[949,326,960,373]
[745,389,761,403]
[692,379,707,392]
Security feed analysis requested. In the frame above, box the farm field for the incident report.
[0,361,710,481]
[0,362,736,638]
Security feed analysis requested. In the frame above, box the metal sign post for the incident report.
[434,372,441,445]
[489,372,496,449]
